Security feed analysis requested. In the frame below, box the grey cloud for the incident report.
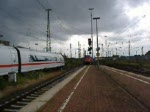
[0,0,148,48]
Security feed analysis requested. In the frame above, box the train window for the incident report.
[41,56,48,61]
[29,55,54,62]
[52,57,57,61]
[34,55,38,61]
[48,56,52,61]
[40,56,45,61]
[36,56,43,61]
[34,56,47,61]
[44,56,48,61]
[29,55,35,62]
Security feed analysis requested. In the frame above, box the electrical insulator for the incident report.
[88,38,92,46]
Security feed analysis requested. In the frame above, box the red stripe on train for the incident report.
[0,62,64,68]
[0,64,18,68]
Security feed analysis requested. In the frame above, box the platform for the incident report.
[39,65,149,112]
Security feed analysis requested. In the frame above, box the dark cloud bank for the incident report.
[0,0,148,47]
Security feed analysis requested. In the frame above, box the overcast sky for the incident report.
[0,0,150,57]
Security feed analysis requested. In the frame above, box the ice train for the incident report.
[0,45,65,81]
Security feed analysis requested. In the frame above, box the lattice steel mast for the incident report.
[46,9,52,52]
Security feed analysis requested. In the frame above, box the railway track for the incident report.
[108,74,150,111]
[101,66,150,111]
[124,67,150,76]
[0,67,80,112]
[105,66,150,77]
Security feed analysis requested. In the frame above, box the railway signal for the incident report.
[88,38,92,54]
[88,47,92,51]
[96,47,100,51]
[88,38,92,46]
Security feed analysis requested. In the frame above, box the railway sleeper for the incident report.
[4,108,18,112]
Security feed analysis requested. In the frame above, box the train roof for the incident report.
[0,45,61,55]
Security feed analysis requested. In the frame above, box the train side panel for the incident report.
[0,46,18,76]
[0,46,65,82]
[58,54,65,67]
[18,48,65,73]
[18,48,31,72]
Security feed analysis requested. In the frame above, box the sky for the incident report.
[0,0,150,58]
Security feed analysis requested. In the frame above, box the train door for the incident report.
[12,53,16,70]
[9,48,18,73]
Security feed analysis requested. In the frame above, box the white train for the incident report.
[0,45,65,81]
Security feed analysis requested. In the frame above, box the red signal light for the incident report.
[88,38,92,46]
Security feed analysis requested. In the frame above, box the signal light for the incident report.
[89,51,91,54]
[88,47,92,51]
[88,38,92,46]
[96,47,100,51]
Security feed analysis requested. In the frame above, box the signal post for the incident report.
[88,38,92,55]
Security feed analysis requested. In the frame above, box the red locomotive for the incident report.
[84,55,93,64]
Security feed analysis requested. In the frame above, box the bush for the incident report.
[0,77,8,90]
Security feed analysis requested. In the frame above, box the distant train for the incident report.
[0,45,65,78]
[84,55,93,64]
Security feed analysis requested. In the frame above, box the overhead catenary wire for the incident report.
[1,24,46,41]
[0,6,43,31]
[36,0,46,10]
[0,2,66,42]
[51,10,88,35]
[0,7,47,41]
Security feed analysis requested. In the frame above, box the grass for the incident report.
[0,77,8,90]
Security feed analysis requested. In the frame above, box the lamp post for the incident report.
[93,17,100,66]
[89,8,94,59]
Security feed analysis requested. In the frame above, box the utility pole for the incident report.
[46,9,52,52]
[116,42,117,56]
[70,43,72,58]
[141,46,144,56]
[128,41,130,57]
[78,41,81,58]
[83,48,86,57]
[89,8,94,59]
[93,17,100,66]
[105,39,107,57]
[102,44,103,57]
[108,44,109,57]
[99,44,103,57]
